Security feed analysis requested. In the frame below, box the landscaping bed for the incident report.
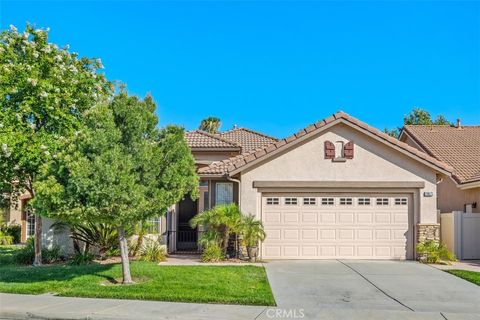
[445,270,480,286]
[0,246,275,306]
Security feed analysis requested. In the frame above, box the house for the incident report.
[166,112,454,260]
[399,121,480,214]
[2,193,35,243]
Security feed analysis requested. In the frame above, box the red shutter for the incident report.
[324,140,335,159]
[344,141,354,159]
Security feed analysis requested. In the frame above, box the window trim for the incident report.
[395,197,408,205]
[321,197,335,205]
[376,197,389,206]
[339,197,353,205]
[357,197,371,206]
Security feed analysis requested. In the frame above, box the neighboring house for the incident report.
[166,112,454,260]
[2,193,35,243]
[399,122,480,213]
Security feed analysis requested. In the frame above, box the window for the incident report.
[266,197,279,205]
[358,198,371,205]
[303,198,316,205]
[395,198,408,205]
[284,197,298,205]
[321,198,334,205]
[334,141,344,158]
[339,197,353,205]
[26,212,35,237]
[215,182,233,205]
[376,198,389,206]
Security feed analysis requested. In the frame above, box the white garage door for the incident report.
[261,193,412,260]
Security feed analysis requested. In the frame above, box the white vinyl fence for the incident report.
[441,211,480,260]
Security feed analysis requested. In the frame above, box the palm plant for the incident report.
[52,221,118,258]
[190,203,242,254]
[199,116,221,134]
[240,214,266,261]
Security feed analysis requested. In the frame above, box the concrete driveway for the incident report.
[264,260,480,316]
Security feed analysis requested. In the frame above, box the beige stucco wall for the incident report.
[240,123,439,224]
[437,177,480,213]
[192,151,240,163]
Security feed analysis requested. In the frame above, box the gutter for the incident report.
[226,175,241,210]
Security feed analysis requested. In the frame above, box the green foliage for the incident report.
[199,116,221,134]
[201,243,224,262]
[384,127,400,138]
[404,108,453,126]
[33,90,198,282]
[53,221,118,258]
[69,252,95,265]
[0,23,111,198]
[416,240,456,263]
[139,240,167,262]
[190,203,242,253]
[0,231,13,245]
[240,214,266,261]
[13,238,62,265]
[198,230,222,249]
[1,224,21,244]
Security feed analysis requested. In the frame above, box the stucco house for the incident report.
[399,122,480,214]
[164,111,454,260]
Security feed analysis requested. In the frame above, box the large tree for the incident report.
[199,116,221,134]
[384,107,453,138]
[0,24,111,265]
[34,90,198,283]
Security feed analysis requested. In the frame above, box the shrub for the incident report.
[201,243,224,263]
[69,251,95,265]
[1,224,21,244]
[416,240,456,263]
[139,240,167,262]
[0,231,14,245]
[240,214,266,262]
[13,238,63,265]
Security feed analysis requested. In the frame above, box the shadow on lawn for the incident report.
[0,262,117,284]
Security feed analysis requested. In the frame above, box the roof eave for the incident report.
[228,117,453,177]
[458,180,480,190]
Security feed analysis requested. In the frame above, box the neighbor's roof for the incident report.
[219,128,278,152]
[198,111,453,176]
[185,130,241,150]
[402,125,480,184]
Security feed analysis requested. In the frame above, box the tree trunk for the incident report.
[33,214,42,266]
[117,226,134,284]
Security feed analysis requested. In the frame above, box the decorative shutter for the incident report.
[324,141,335,159]
[344,141,354,159]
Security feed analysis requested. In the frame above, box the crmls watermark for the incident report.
[266,308,305,319]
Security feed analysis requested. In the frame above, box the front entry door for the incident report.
[177,196,198,251]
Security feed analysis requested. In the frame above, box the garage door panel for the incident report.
[262,194,412,260]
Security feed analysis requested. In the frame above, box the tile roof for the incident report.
[402,125,480,184]
[218,128,278,152]
[198,112,454,176]
[185,130,241,150]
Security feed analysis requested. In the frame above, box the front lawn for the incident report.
[446,270,480,286]
[0,247,275,306]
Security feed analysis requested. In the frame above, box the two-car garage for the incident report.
[261,193,413,260]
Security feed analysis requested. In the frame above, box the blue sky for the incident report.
[1,1,479,138]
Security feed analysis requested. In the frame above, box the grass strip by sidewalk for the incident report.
[445,270,480,286]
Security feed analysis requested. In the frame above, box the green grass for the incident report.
[0,246,275,306]
[446,270,480,286]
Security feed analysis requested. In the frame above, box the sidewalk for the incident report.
[1,293,479,320]
[430,260,480,272]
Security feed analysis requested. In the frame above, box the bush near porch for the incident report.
[0,246,275,306]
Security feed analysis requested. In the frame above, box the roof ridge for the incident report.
[198,111,454,176]
[187,130,241,148]
[220,127,279,141]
